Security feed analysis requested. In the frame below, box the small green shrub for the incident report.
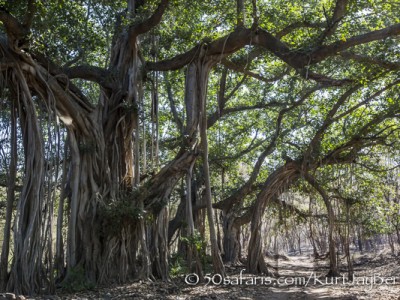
[169,253,189,277]
[98,193,145,236]
[180,231,207,254]
[60,266,95,292]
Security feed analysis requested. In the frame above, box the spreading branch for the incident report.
[130,0,170,37]
[146,27,253,71]
[23,0,37,30]
[319,0,349,42]
[339,51,400,70]
[147,22,400,77]
[276,21,324,39]
[165,75,184,133]
[304,85,361,161]
[64,65,114,90]
[221,58,286,83]
[214,86,321,211]
[310,23,400,64]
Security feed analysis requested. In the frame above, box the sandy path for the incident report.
[50,250,400,299]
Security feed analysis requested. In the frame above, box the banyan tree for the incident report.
[0,0,399,295]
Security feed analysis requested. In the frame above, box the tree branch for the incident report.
[298,68,353,86]
[272,197,309,220]
[208,101,286,128]
[148,23,400,77]
[321,109,400,166]
[63,65,114,90]
[276,21,324,39]
[165,75,184,133]
[214,139,278,211]
[255,24,400,68]
[304,85,361,161]
[210,134,266,162]
[130,0,170,37]
[311,23,400,64]
[332,80,400,122]
[214,86,320,211]
[147,27,253,71]
[23,0,37,30]
[339,51,400,70]
[319,0,349,42]
[0,6,29,48]
[221,58,286,83]
[146,46,200,71]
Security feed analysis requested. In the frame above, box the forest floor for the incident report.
[41,249,400,299]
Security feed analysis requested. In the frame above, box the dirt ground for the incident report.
[41,249,400,299]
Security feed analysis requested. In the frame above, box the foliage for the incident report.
[60,266,95,292]
[0,0,400,294]
[169,253,188,277]
[180,231,206,254]
[98,193,145,237]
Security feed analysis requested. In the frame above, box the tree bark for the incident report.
[222,212,241,264]
[304,173,339,277]
[0,98,17,291]
[150,206,169,280]
[344,201,353,280]
[7,71,46,295]
[236,0,245,26]
[247,162,299,274]
[201,120,225,276]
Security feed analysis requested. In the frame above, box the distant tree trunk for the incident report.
[344,202,353,280]
[326,205,339,276]
[297,232,302,255]
[357,227,363,252]
[304,173,339,277]
[388,234,395,255]
[0,98,17,291]
[186,163,196,234]
[308,196,320,258]
[395,225,400,246]
[168,193,185,244]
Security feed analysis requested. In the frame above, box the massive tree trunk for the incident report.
[222,212,242,264]
[0,1,179,293]
[7,67,47,295]
[0,34,106,293]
